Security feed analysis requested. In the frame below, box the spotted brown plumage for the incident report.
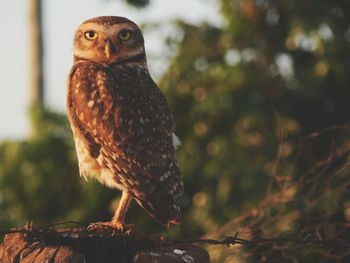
[67,16,183,228]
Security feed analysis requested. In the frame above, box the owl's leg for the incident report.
[111,191,132,229]
[87,191,134,233]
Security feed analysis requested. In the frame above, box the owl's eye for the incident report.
[84,31,97,40]
[119,30,132,41]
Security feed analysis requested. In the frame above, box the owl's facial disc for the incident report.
[73,22,145,64]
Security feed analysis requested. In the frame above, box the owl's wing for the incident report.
[68,62,183,226]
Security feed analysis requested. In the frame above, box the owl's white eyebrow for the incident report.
[78,23,137,35]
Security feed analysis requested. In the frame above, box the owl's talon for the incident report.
[87,221,135,234]
[111,220,135,234]
[123,224,137,235]
[87,222,117,232]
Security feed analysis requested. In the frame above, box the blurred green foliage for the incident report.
[1,0,350,261]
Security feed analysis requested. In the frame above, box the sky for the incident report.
[0,0,222,139]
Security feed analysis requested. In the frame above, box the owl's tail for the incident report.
[133,192,181,227]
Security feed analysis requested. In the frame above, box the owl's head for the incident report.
[73,16,145,64]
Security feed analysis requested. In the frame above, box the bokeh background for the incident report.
[1,0,350,262]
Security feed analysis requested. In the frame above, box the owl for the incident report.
[67,16,183,230]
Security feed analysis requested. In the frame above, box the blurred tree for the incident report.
[158,0,350,261]
[29,0,44,138]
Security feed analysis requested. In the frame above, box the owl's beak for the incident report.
[105,41,112,59]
